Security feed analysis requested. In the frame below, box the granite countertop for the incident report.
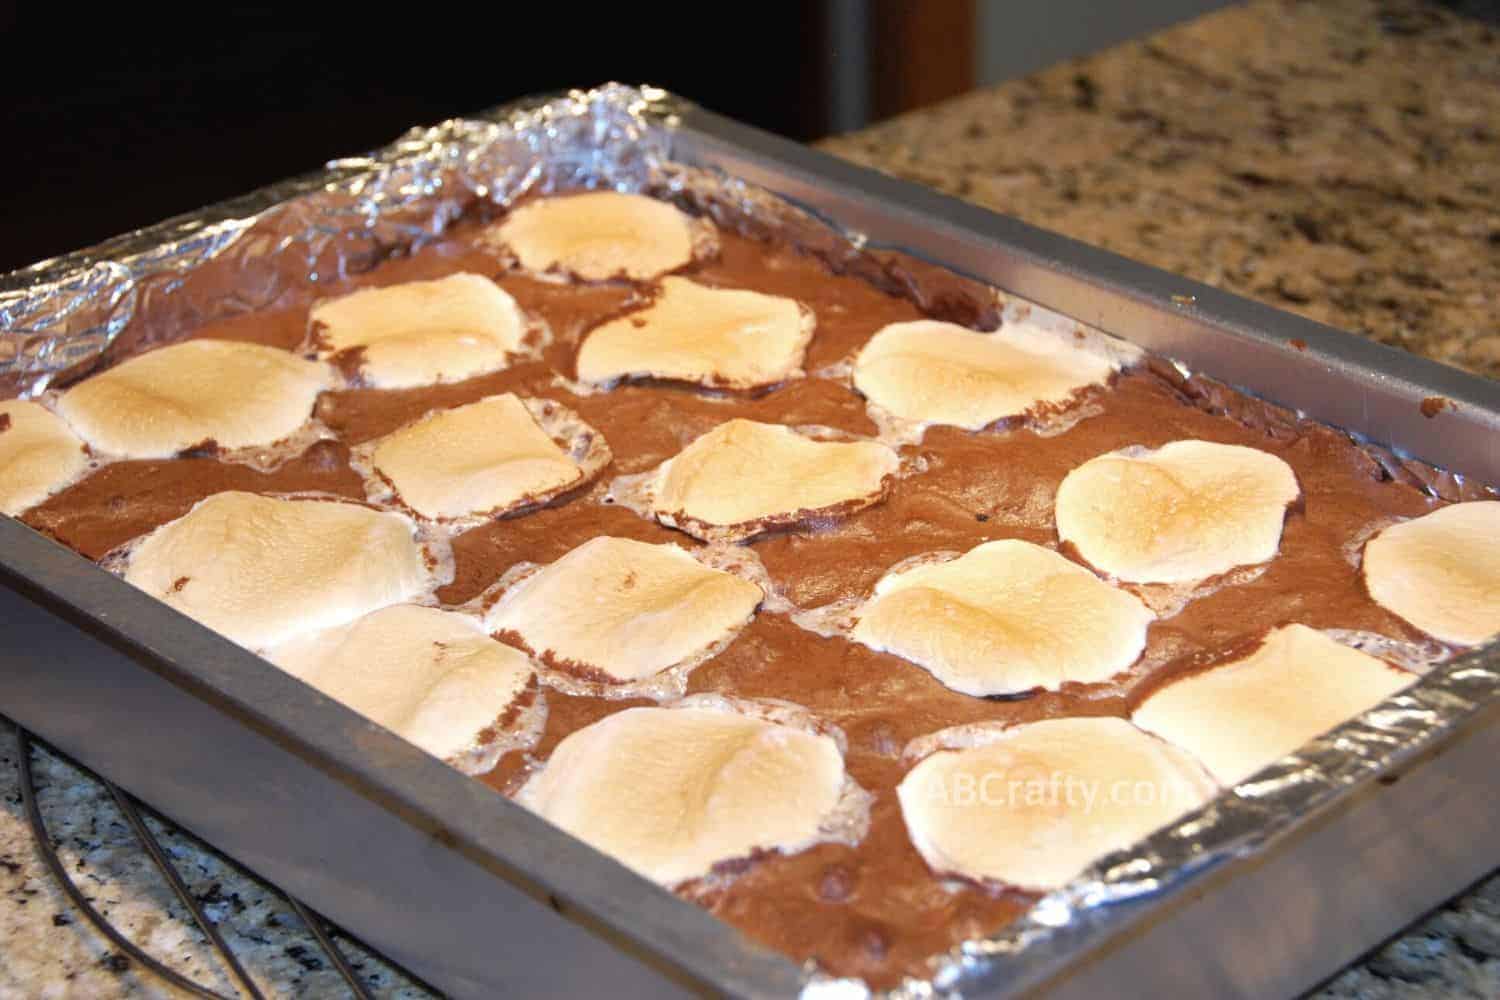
[820,0,1500,379]
[4,0,1500,995]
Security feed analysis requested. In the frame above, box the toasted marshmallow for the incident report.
[852,540,1153,696]
[517,703,846,884]
[577,277,813,391]
[123,491,430,650]
[309,273,525,388]
[1133,625,1414,785]
[487,537,762,682]
[649,420,898,542]
[56,340,330,459]
[853,319,1118,430]
[1055,440,1300,584]
[494,192,695,282]
[1362,502,1500,645]
[266,605,539,772]
[897,717,1215,891]
[0,401,88,515]
[369,394,593,521]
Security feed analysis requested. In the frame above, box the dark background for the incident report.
[2,2,1253,273]
[1,11,841,272]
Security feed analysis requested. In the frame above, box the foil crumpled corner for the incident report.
[0,83,680,398]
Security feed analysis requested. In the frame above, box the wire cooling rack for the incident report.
[10,725,434,999]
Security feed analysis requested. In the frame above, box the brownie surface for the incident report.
[11,201,1453,987]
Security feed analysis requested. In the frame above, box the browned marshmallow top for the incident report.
[11,196,1472,990]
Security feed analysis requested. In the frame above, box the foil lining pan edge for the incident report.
[3,83,1497,1000]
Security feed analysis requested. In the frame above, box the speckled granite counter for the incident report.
[820,0,1500,380]
[4,0,1500,996]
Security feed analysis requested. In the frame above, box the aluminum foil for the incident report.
[890,644,1500,997]
[0,85,687,396]
[4,83,1498,999]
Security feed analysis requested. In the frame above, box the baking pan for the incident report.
[3,86,1498,998]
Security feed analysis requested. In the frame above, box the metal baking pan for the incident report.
[3,86,1498,998]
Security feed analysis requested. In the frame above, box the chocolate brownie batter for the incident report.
[12,203,1467,988]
